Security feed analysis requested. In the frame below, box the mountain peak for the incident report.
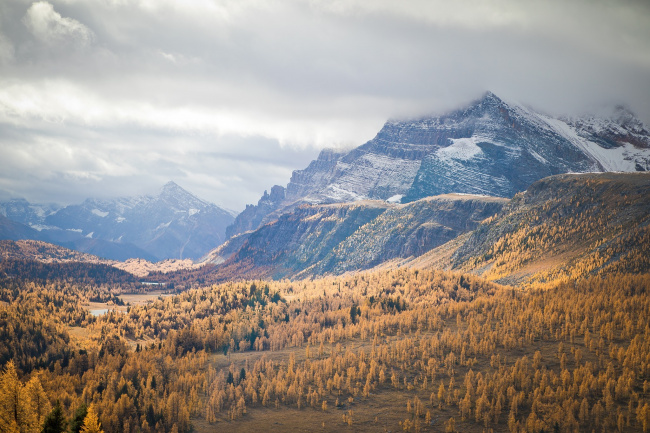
[226,92,650,239]
[159,181,195,200]
[610,105,644,127]
[158,181,211,212]
[481,90,500,102]
[473,91,508,110]
[161,180,182,192]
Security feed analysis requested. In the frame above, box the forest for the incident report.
[1,258,649,432]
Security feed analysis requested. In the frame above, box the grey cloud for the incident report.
[0,0,648,210]
[0,31,14,63]
[22,1,94,48]
[0,119,318,211]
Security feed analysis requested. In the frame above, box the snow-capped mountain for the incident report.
[557,105,650,172]
[0,199,60,230]
[228,92,650,238]
[0,182,234,261]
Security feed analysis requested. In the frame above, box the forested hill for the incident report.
[403,172,650,286]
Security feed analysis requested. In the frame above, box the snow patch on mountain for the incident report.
[437,137,484,161]
[319,184,365,203]
[92,209,109,217]
[155,221,172,231]
[528,149,548,165]
[29,224,58,231]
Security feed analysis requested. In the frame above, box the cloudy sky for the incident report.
[1,0,649,211]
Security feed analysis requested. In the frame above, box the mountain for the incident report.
[0,182,234,261]
[409,172,650,285]
[0,209,156,261]
[44,181,234,260]
[228,92,650,238]
[0,199,60,230]
[204,194,506,280]
[0,214,42,241]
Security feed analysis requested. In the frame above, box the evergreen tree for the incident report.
[69,403,87,433]
[41,401,67,433]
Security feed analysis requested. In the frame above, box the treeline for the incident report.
[1,268,649,432]
[0,259,141,289]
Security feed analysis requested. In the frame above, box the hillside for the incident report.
[0,239,205,278]
[0,239,114,264]
[206,195,506,280]
[210,201,389,280]
[406,172,650,285]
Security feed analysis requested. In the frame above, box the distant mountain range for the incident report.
[0,182,234,261]
[228,92,650,238]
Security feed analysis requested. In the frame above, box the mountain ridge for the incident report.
[227,92,650,239]
[196,172,650,285]
[205,194,507,280]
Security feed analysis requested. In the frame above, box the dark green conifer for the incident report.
[41,401,67,433]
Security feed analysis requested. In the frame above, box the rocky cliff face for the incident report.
[227,92,650,238]
[225,185,287,239]
[206,195,506,280]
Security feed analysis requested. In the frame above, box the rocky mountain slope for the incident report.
[0,182,234,261]
[205,194,506,280]
[228,92,650,238]
[407,172,650,285]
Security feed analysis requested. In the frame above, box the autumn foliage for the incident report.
[0,265,649,432]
